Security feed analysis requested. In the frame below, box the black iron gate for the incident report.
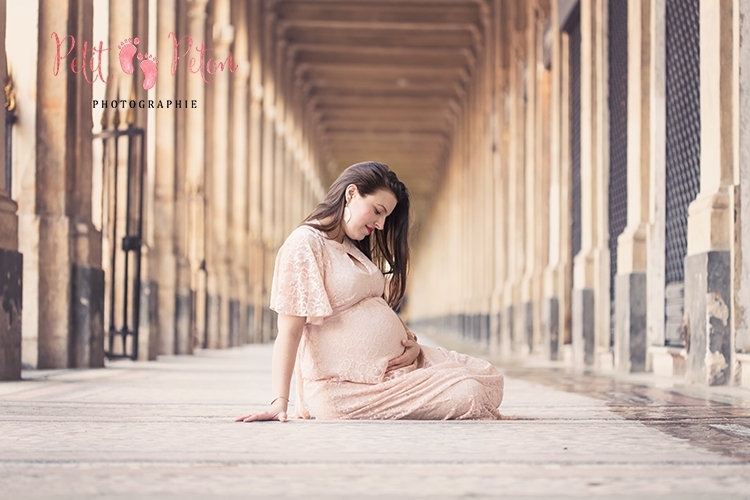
[608,0,628,345]
[664,0,700,346]
[95,122,146,361]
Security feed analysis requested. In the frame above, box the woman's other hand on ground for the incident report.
[386,339,421,372]
[234,399,289,422]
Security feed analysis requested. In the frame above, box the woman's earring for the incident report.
[344,205,351,223]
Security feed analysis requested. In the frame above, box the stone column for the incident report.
[544,0,565,362]
[571,0,608,369]
[481,15,494,351]
[153,0,177,356]
[504,0,525,356]
[614,0,651,373]
[737,0,750,386]
[284,58,298,238]
[36,0,74,369]
[0,0,22,380]
[521,0,538,357]
[260,5,276,342]
[8,0,38,371]
[534,3,552,358]
[174,0,193,355]
[69,0,104,368]
[646,0,669,371]
[273,39,287,250]
[185,0,208,349]
[684,0,735,386]
[230,0,249,346]
[247,0,263,343]
[559,26,574,360]
[134,0,157,362]
[498,6,511,355]
[489,0,506,356]
[205,0,233,349]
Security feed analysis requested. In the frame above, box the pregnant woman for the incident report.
[235,161,504,421]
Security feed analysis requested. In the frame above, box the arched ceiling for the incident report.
[273,0,489,227]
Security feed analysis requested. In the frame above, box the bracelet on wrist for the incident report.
[270,396,289,406]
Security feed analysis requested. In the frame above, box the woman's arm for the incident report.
[235,313,306,422]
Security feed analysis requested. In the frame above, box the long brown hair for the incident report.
[303,161,410,309]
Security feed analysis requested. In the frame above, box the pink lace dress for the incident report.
[270,225,505,420]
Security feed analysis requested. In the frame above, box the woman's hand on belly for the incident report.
[386,339,421,372]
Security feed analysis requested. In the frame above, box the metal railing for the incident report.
[95,116,146,361]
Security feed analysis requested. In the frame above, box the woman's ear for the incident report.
[346,184,358,202]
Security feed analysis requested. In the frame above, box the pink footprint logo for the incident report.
[117,37,140,74]
[136,53,158,90]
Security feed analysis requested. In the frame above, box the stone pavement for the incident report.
[1,339,750,499]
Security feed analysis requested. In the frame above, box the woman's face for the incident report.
[343,186,398,241]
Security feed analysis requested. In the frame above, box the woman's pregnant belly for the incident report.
[302,296,407,384]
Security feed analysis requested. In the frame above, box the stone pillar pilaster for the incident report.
[684,0,735,385]
[174,0,193,355]
[185,0,208,349]
[69,0,104,368]
[614,0,651,373]
[260,6,276,342]
[230,0,250,346]
[521,0,538,357]
[247,0,263,344]
[8,0,38,371]
[495,0,513,356]
[205,0,233,349]
[273,39,287,252]
[36,0,74,369]
[543,0,567,362]
[646,0,669,372]
[489,0,506,356]
[534,3,552,358]
[153,0,178,356]
[0,0,22,380]
[572,0,609,369]
[504,0,524,357]
[736,0,750,386]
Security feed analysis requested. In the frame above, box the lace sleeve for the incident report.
[270,227,333,324]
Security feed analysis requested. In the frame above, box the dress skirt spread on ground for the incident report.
[270,225,505,420]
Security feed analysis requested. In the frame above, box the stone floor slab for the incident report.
[1,343,750,499]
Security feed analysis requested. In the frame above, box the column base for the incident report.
[685,251,731,385]
[572,288,595,367]
[614,272,647,373]
[138,280,159,361]
[737,354,750,388]
[0,248,22,380]
[70,264,105,368]
[229,299,241,347]
[502,305,514,357]
[175,289,192,355]
[523,301,534,355]
[541,297,560,361]
[649,345,687,377]
[261,307,276,342]
[489,311,502,355]
[206,294,222,349]
[245,303,256,344]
